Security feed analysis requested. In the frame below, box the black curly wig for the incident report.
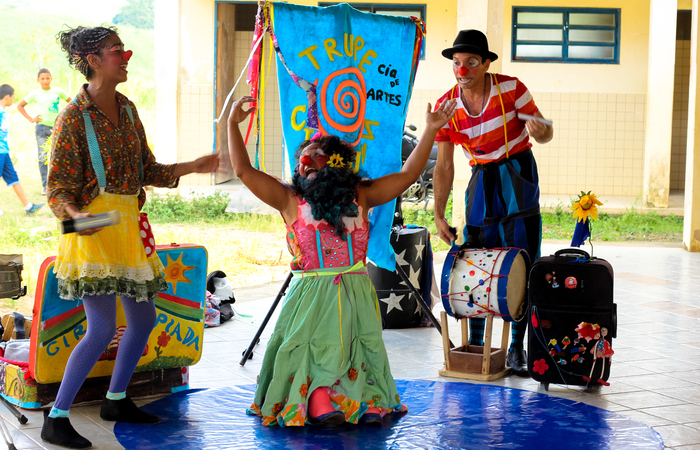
[291,135,365,240]
[56,25,119,80]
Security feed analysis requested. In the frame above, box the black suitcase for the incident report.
[367,226,431,329]
[527,248,617,389]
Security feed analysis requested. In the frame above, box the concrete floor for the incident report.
[1,242,699,449]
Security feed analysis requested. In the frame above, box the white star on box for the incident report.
[414,240,425,262]
[381,292,405,313]
[408,264,421,288]
[414,300,423,315]
[395,249,409,268]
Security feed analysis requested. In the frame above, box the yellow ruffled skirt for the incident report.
[54,193,166,302]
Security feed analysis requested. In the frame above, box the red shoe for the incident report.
[582,376,591,382]
[597,378,610,386]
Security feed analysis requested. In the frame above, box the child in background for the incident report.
[0,84,45,216]
[17,69,71,195]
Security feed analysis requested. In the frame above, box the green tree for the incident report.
[113,0,154,30]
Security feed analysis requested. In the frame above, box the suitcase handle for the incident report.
[554,248,591,260]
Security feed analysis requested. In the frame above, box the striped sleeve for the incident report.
[515,79,538,116]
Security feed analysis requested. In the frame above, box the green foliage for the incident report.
[142,191,284,232]
[542,205,683,242]
[0,4,156,132]
[402,193,453,252]
[143,191,231,222]
[113,0,154,30]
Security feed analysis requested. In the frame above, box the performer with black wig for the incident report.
[43,26,218,448]
[228,96,456,426]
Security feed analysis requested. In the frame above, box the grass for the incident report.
[541,203,683,242]
[0,4,156,143]
[401,199,684,250]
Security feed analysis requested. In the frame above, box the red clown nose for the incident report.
[300,155,312,166]
[122,50,133,61]
[458,66,469,76]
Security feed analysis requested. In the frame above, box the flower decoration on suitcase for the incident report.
[570,191,603,247]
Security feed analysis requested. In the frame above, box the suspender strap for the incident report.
[124,104,143,183]
[75,99,144,194]
[80,109,107,195]
[315,230,325,269]
[347,234,354,265]
[493,74,509,160]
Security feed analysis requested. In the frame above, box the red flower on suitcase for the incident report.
[575,322,600,343]
[532,358,549,375]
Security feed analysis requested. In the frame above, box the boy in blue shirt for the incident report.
[0,84,44,217]
[17,69,71,194]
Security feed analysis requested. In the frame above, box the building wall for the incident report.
[178,0,216,186]
[170,0,457,184]
[165,0,673,200]
[672,10,692,192]
[501,0,651,197]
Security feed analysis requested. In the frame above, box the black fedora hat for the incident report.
[442,29,498,62]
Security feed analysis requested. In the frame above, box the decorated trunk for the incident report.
[0,244,207,408]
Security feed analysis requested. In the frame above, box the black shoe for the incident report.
[100,396,160,424]
[41,410,92,449]
[506,348,529,377]
[359,412,383,426]
[308,410,345,425]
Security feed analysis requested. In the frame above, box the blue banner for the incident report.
[272,2,420,270]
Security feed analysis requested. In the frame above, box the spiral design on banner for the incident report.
[319,67,367,146]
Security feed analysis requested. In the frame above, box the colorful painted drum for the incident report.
[440,246,529,322]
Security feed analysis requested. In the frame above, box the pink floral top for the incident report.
[285,197,369,270]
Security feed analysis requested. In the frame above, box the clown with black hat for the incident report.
[432,29,554,377]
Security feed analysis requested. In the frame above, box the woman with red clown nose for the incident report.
[228,96,456,427]
[43,26,219,449]
[433,29,553,377]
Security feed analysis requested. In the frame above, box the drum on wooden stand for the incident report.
[440,246,529,322]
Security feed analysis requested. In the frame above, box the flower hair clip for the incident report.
[328,154,345,168]
[310,131,323,142]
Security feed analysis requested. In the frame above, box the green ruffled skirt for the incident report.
[246,262,407,426]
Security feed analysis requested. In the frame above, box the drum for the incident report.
[441,246,528,322]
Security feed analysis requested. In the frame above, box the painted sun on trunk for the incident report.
[163,253,195,295]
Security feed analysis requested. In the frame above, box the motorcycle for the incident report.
[401,124,437,204]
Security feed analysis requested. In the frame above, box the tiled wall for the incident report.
[404,88,647,197]
[178,84,214,186]
[671,39,691,191]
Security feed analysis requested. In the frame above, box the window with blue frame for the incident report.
[512,7,620,64]
[319,2,426,60]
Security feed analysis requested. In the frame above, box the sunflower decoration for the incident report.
[570,191,603,248]
[328,153,345,168]
[571,191,603,223]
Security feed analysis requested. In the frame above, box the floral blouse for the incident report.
[47,84,178,220]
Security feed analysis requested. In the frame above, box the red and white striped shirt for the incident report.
[435,73,539,165]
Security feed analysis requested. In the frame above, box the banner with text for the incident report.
[272,2,421,270]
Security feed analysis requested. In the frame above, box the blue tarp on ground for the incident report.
[114,380,664,449]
